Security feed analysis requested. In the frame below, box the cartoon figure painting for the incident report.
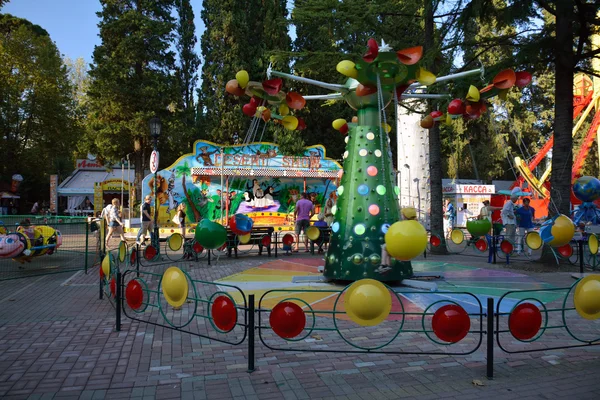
[0,224,62,263]
[141,140,341,225]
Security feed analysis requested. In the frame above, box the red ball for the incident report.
[270,301,306,339]
[475,238,488,252]
[144,245,157,260]
[282,234,295,246]
[211,295,237,332]
[110,277,116,298]
[192,242,204,253]
[509,303,542,340]
[130,248,137,265]
[500,240,513,255]
[432,304,470,343]
[126,280,144,310]
[429,235,441,247]
[261,235,272,247]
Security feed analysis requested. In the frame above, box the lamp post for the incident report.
[149,117,161,252]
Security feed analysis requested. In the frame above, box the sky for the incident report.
[1,0,206,63]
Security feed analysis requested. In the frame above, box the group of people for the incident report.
[444,195,537,255]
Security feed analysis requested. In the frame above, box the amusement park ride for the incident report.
[513,72,600,208]
[224,38,531,284]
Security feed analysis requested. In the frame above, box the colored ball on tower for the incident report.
[384,220,428,261]
[344,279,392,326]
[573,176,600,202]
[270,301,306,339]
[466,219,491,237]
[574,275,600,320]
[509,303,542,340]
[431,304,470,343]
[194,219,227,249]
[548,214,575,247]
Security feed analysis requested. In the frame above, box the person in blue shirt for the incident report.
[444,199,456,238]
[515,198,535,255]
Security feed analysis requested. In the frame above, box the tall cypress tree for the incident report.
[85,0,177,198]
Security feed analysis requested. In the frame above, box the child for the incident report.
[376,243,392,274]
[314,214,328,253]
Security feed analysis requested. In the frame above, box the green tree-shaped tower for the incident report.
[235,39,527,282]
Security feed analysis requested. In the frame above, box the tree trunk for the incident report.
[550,1,574,216]
[134,138,143,205]
[424,0,447,253]
[181,174,201,222]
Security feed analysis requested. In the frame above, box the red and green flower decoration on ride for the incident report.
[225,71,307,131]
[420,69,533,129]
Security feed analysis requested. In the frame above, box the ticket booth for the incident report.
[443,182,495,227]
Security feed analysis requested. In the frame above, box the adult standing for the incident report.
[176,203,187,238]
[293,192,314,252]
[136,195,153,246]
[444,199,456,238]
[105,198,126,248]
[515,198,536,255]
[501,195,519,245]
[30,201,39,215]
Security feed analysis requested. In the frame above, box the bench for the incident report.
[309,227,332,255]
[224,226,274,258]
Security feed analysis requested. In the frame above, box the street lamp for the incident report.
[149,117,161,252]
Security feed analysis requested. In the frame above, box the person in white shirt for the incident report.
[501,195,519,244]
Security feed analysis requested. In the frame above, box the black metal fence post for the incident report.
[84,220,89,274]
[136,244,140,278]
[247,294,255,373]
[274,232,278,257]
[116,271,122,332]
[492,235,497,264]
[99,275,103,300]
[579,239,584,274]
[487,297,494,379]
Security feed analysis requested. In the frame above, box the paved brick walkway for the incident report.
[0,251,599,399]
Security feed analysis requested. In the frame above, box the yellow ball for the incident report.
[101,254,111,279]
[162,267,189,308]
[384,220,428,261]
[336,60,358,79]
[574,275,600,320]
[549,214,575,247]
[345,279,391,326]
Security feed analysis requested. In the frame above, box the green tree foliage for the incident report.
[0,14,78,203]
[85,0,178,198]
[458,0,600,214]
[198,0,290,145]
[290,0,423,160]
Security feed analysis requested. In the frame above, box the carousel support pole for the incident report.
[303,178,306,193]
[220,147,224,224]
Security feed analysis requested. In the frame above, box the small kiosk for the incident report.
[141,140,342,232]
[442,180,495,227]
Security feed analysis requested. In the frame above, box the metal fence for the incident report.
[0,220,93,280]
[99,243,600,379]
